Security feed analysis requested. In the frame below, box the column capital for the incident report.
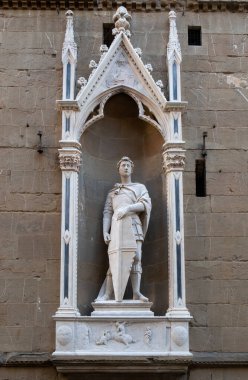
[58,146,82,172]
[162,142,186,173]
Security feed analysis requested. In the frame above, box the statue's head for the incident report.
[117,156,134,170]
[117,156,134,176]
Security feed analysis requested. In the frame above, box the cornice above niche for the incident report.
[1,0,247,12]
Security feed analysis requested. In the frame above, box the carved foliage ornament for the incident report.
[59,150,81,172]
[163,149,185,173]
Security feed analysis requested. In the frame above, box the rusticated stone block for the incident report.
[185,212,248,238]
[208,237,248,261]
[5,193,60,212]
[207,172,248,196]
[23,278,39,303]
[0,279,24,303]
[185,150,247,173]
[184,195,211,213]
[10,170,61,194]
[188,304,207,327]
[45,259,60,280]
[207,304,235,327]
[184,213,211,237]
[190,326,222,352]
[189,368,248,380]
[187,279,248,305]
[38,279,59,303]
[222,327,248,352]
[185,237,211,261]
[33,235,54,258]
[14,213,44,234]
[209,56,243,74]
[0,304,7,325]
[183,172,195,195]
[32,326,55,351]
[0,259,46,278]
[211,196,248,213]
[187,261,248,281]
[210,213,248,237]
[0,368,59,380]
[206,150,248,173]
[17,235,34,259]
[182,109,217,128]
[183,55,212,73]
[6,303,28,327]
[0,51,58,71]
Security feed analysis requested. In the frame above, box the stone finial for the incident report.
[167,10,181,63]
[112,6,132,38]
[62,10,77,63]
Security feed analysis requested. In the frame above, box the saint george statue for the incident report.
[97,157,151,302]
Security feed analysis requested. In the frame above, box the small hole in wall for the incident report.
[103,23,115,47]
[195,159,206,197]
[188,26,202,46]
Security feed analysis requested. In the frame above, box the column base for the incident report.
[54,306,80,318]
[166,307,192,321]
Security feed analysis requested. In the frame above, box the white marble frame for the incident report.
[54,9,192,357]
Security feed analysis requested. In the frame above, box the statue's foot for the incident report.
[133,292,148,302]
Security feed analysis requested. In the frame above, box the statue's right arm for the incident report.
[103,193,113,244]
[103,214,111,234]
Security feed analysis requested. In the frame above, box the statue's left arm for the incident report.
[116,185,151,224]
[136,185,152,237]
[135,185,151,214]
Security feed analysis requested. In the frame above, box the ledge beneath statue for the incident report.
[53,312,192,361]
[91,300,154,317]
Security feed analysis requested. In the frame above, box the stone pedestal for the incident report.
[53,303,191,359]
[91,301,154,317]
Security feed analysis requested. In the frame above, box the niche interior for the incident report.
[77,93,167,315]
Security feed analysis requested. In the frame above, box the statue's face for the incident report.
[118,160,132,177]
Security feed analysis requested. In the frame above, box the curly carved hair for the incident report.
[117,156,134,170]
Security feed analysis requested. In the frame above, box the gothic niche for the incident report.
[77,93,167,315]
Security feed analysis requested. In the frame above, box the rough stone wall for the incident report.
[179,11,248,354]
[0,10,62,354]
[0,7,248,379]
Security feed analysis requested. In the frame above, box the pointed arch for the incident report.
[75,86,169,142]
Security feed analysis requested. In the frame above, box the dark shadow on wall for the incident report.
[78,93,168,316]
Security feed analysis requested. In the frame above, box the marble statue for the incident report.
[97,157,151,302]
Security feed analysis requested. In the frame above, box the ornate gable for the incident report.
[75,27,167,112]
